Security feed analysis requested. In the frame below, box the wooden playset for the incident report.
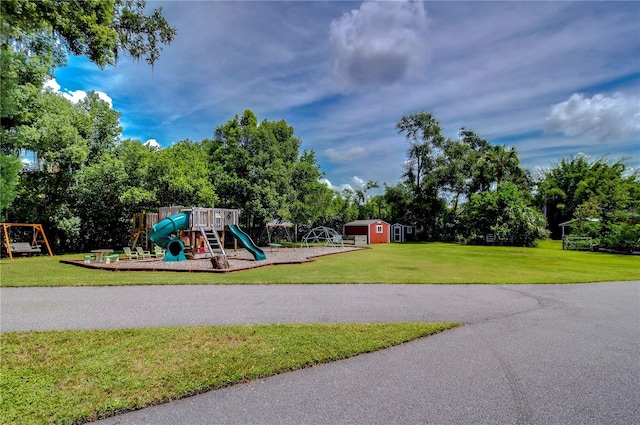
[131,206,240,259]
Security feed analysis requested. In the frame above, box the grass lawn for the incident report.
[0,322,458,425]
[1,240,638,286]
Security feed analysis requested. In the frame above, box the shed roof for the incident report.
[558,218,599,227]
[344,219,390,226]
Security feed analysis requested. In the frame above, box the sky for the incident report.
[49,1,639,193]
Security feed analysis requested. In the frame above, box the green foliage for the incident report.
[5,89,123,252]
[210,110,329,233]
[0,0,176,68]
[392,113,531,242]
[461,182,549,247]
[116,138,158,210]
[289,150,334,225]
[395,111,446,238]
[153,140,217,207]
[71,155,131,251]
[0,153,22,219]
[537,156,640,250]
[601,223,640,251]
[1,0,174,251]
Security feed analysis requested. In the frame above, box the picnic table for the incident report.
[91,249,113,262]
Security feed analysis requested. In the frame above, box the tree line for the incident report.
[1,0,638,252]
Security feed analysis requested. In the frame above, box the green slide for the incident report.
[228,224,266,261]
[149,211,191,261]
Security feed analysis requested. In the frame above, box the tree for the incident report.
[534,154,639,248]
[152,140,217,208]
[75,91,122,161]
[534,154,592,238]
[461,182,549,247]
[289,150,334,226]
[570,158,640,251]
[210,110,311,232]
[0,153,22,219]
[471,144,523,194]
[0,0,175,232]
[383,182,414,225]
[0,0,177,68]
[396,111,444,195]
[396,111,446,238]
[116,138,158,212]
[71,154,131,251]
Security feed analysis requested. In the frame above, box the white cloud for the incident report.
[43,77,113,108]
[544,92,640,142]
[54,2,640,187]
[329,1,429,87]
[43,77,61,92]
[320,176,371,194]
[351,176,366,189]
[324,146,366,162]
[144,139,161,150]
[320,178,354,193]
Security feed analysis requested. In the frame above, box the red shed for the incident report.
[343,219,390,244]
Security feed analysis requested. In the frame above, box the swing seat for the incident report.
[268,243,283,252]
[4,242,41,255]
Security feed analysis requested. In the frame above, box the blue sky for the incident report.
[49,1,639,193]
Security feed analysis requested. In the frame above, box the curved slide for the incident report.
[228,224,266,261]
[149,211,190,261]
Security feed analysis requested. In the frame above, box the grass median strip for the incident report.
[0,322,459,425]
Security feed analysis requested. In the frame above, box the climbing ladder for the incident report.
[198,225,226,258]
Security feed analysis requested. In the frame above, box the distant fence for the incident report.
[562,236,598,251]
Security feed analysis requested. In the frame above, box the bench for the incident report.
[563,236,598,251]
[104,254,120,264]
[84,254,97,263]
[342,236,355,245]
[4,242,41,255]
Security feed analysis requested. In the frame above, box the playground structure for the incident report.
[301,226,345,247]
[1,223,54,260]
[135,206,265,263]
[132,207,239,250]
[260,220,294,250]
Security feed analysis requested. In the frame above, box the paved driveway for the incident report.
[2,282,639,424]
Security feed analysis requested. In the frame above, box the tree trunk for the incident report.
[211,254,230,269]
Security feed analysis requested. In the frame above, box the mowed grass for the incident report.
[1,240,638,286]
[0,322,458,425]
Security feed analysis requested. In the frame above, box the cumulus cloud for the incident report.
[351,175,366,189]
[320,176,371,193]
[544,92,640,142]
[324,146,366,162]
[329,1,429,87]
[43,77,113,108]
[321,178,353,193]
[144,139,162,150]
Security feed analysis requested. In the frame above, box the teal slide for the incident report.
[228,224,266,261]
[149,211,191,261]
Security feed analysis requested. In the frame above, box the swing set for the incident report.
[1,223,54,260]
[261,220,294,251]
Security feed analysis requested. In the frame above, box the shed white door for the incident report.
[393,226,403,242]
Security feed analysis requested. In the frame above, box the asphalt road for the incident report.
[2,282,639,424]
